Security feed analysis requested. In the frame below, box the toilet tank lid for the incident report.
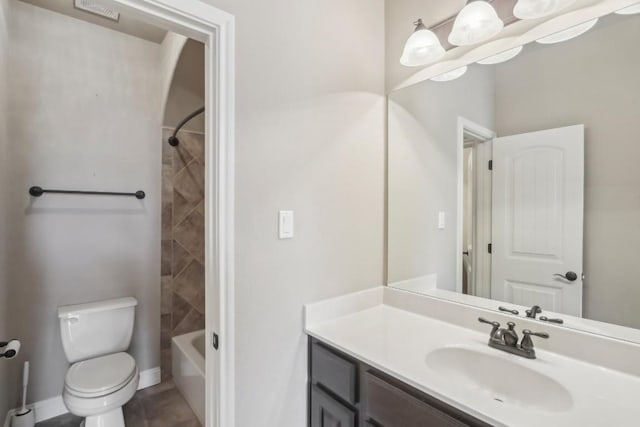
[58,297,138,319]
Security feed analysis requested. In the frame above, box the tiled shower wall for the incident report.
[161,128,205,380]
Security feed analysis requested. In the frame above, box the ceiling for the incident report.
[19,0,167,43]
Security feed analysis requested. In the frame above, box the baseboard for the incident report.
[138,366,162,390]
[3,366,161,426]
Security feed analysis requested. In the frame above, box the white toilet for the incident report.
[58,297,139,427]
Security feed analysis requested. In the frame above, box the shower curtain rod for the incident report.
[167,106,205,146]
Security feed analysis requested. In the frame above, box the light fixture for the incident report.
[400,19,446,67]
[477,46,523,64]
[448,0,504,46]
[74,0,120,22]
[513,0,576,20]
[615,2,640,15]
[431,66,468,82]
[536,18,598,44]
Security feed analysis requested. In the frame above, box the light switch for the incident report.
[438,211,445,230]
[279,210,294,239]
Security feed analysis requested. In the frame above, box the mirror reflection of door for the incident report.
[491,125,585,316]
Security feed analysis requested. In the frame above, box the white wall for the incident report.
[163,39,205,132]
[202,0,386,425]
[388,65,495,290]
[159,32,188,126]
[4,1,162,405]
[0,0,10,419]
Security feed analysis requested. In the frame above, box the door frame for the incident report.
[111,1,235,426]
[456,117,495,296]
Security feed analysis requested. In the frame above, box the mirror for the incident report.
[387,10,640,341]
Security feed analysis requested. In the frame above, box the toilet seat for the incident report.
[65,352,136,398]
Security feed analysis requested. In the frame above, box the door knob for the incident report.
[553,271,578,282]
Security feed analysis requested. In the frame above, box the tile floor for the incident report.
[35,381,201,427]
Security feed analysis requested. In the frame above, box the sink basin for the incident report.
[426,346,573,412]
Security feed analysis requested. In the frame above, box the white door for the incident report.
[491,125,584,316]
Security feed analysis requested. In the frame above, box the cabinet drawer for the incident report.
[363,371,468,427]
[310,385,356,427]
[311,341,358,405]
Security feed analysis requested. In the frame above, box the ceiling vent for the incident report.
[73,0,120,22]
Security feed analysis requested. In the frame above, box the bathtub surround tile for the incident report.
[160,313,172,350]
[173,160,205,225]
[173,211,205,264]
[161,276,172,315]
[172,240,193,278]
[172,292,192,328]
[35,381,201,427]
[161,201,172,240]
[160,130,206,380]
[173,309,205,336]
[179,131,204,161]
[161,348,172,382]
[174,260,205,312]
[161,240,172,276]
[173,140,194,173]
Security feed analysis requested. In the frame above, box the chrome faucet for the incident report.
[478,317,549,359]
[525,305,542,319]
[525,305,565,324]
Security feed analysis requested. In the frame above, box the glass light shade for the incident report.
[448,1,504,46]
[400,25,446,67]
[615,3,640,15]
[513,0,575,20]
[431,66,468,82]
[477,46,523,65]
[536,18,598,44]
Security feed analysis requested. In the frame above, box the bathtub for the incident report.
[172,329,205,424]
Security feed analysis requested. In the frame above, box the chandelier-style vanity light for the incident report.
[400,19,446,67]
[536,18,598,44]
[513,0,576,20]
[431,66,468,82]
[615,2,640,15]
[477,46,523,64]
[448,0,504,46]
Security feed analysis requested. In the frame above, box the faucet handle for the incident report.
[521,329,549,353]
[539,316,564,324]
[478,317,500,328]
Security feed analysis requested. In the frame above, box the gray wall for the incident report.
[163,39,205,133]
[495,14,640,329]
[388,65,495,290]
[5,1,162,405]
[0,0,10,419]
[202,0,386,425]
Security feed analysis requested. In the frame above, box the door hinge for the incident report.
[488,160,493,170]
[488,243,492,254]
[212,333,219,350]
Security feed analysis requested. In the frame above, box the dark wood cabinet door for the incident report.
[363,371,469,427]
[311,385,356,427]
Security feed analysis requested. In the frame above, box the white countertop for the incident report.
[305,288,640,427]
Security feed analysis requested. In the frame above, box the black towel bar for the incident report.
[29,186,145,199]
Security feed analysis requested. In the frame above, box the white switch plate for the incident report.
[438,211,445,230]
[279,210,294,239]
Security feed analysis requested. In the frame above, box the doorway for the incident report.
[456,118,494,298]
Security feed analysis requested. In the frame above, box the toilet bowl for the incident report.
[62,353,139,427]
[58,298,139,427]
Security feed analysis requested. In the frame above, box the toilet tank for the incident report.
[58,297,138,363]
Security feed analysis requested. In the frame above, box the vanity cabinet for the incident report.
[309,338,489,427]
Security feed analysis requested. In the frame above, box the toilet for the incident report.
[58,297,139,427]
